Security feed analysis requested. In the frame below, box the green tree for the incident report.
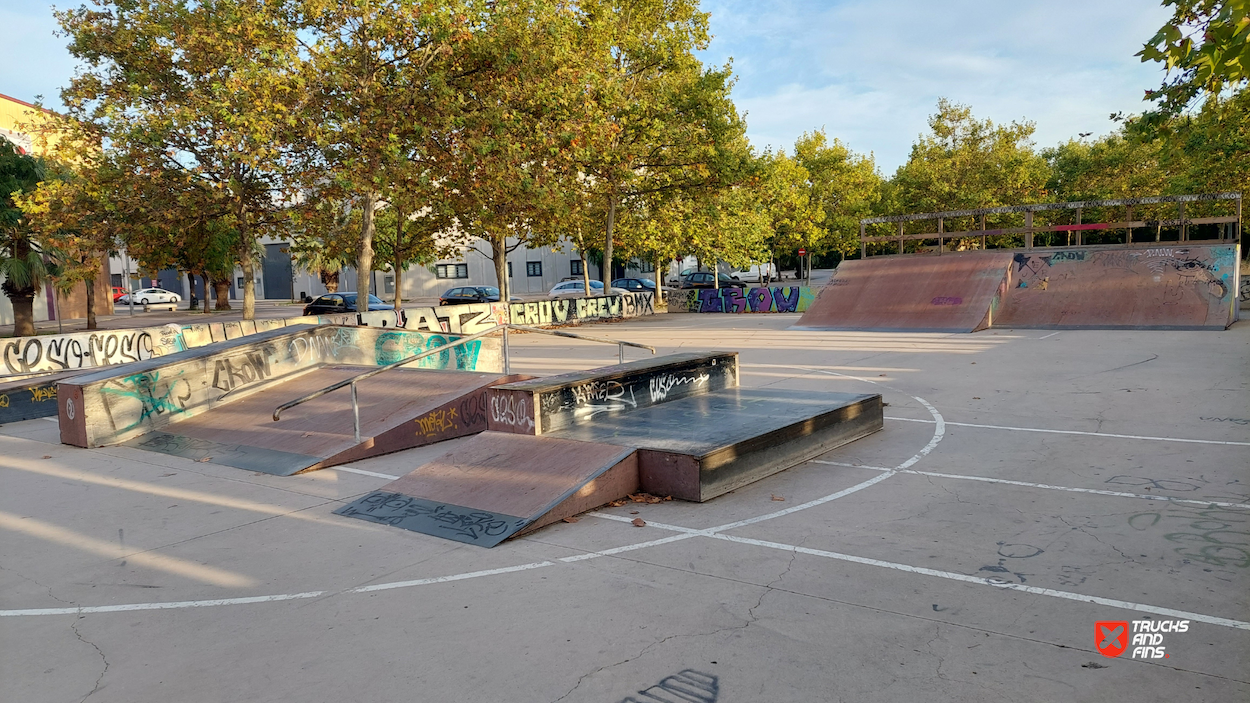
[793,130,881,258]
[1139,0,1250,117]
[887,99,1049,248]
[757,149,824,271]
[56,0,306,320]
[0,136,50,336]
[574,0,752,288]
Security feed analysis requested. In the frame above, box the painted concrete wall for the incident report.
[667,287,816,314]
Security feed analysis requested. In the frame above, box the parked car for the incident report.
[111,286,129,302]
[611,277,658,293]
[302,293,391,315]
[732,262,778,284]
[439,286,519,305]
[548,280,629,298]
[116,287,181,305]
[678,272,746,289]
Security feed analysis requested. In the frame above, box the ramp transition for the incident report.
[794,252,1013,332]
[338,352,883,546]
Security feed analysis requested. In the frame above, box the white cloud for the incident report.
[701,0,1176,171]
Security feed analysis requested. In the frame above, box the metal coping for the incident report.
[860,193,1242,226]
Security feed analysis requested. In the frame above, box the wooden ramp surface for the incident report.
[126,366,511,475]
[795,252,1013,332]
[335,431,638,547]
[994,245,1238,329]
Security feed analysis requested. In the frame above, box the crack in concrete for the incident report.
[0,565,107,702]
[1057,516,1138,564]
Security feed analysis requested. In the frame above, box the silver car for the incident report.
[548,280,630,298]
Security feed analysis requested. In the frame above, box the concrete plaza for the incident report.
[1,312,1247,702]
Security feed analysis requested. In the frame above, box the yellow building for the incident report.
[1,91,112,329]
[0,92,55,155]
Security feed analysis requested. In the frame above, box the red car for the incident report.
[111,286,129,302]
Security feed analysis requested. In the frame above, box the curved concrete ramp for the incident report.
[995,244,1239,330]
[335,432,639,547]
[794,252,1013,332]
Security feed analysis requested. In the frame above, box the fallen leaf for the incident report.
[770,494,785,501]
[630,510,639,515]
[161,473,176,477]
[41,455,52,459]
[878,374,886,377]
[607,499,628,508]
[629,493,663,504]
[972,397,981,400]
[631,517,646,527]
[562,516,580,523]
[198,457,212,462]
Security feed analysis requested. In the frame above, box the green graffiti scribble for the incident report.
[100,369,191,430]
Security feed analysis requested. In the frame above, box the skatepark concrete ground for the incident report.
[1,312,1247,702]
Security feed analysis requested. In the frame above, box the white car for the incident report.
[548,280,630,298]
[733,263,778,284]
[118,288,181,305]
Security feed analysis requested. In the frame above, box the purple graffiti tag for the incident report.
[722,288,747,313]
[931,296,963,305]
[697,289,723,313]
[746,287,773,312]
[772,287,801,313]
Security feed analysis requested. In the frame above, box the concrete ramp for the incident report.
[125,366,522,475]
[995,244,1239,329]
[337,353,884,546]
[794,252,1014,332]
[335,431,638,547]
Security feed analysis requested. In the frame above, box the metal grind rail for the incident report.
[272,323,656,444]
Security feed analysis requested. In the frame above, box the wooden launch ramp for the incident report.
[335,352,883,546]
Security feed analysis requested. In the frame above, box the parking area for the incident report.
[1,313,1247,702]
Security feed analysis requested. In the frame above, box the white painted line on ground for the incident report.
[813,460,1250,509]
[708,534,1250,631]
[1039,332,1061,340]
[352,561,556,592]
[331,466,401,480]
[0,592,327,617]
[884,416,1250,447]
[41,417,58,423]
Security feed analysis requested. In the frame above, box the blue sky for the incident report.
[2,0,1173,173]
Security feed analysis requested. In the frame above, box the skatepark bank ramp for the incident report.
[796,244,1240,332]
[794,252,1013,332]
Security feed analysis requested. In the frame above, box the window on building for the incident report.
[639,260,655,273]
[383,275,395,294]
[436,263,469,279]
[571,260,584,276]
[237,277,244,289]
[526,261,543,277]
[508,262,513,278]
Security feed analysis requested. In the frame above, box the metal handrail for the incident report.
[272,323,658,443]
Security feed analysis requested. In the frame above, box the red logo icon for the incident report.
[1096,621,1129,658]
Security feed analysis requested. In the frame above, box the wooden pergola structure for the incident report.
[859,193,1243,258]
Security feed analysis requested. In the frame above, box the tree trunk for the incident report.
[491,234,509,301]
[393,206,404,311]
[322,270,340,293]
[199,273,210,313]
[578,241,591,294]
[237,205,256,320]
[85,271,97,329]
[186,270,198,311]
[602,190,617,289]
[654,256,663,303]
[213,278,231,310]
[357,191,377,313]
[6,290,36,337]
